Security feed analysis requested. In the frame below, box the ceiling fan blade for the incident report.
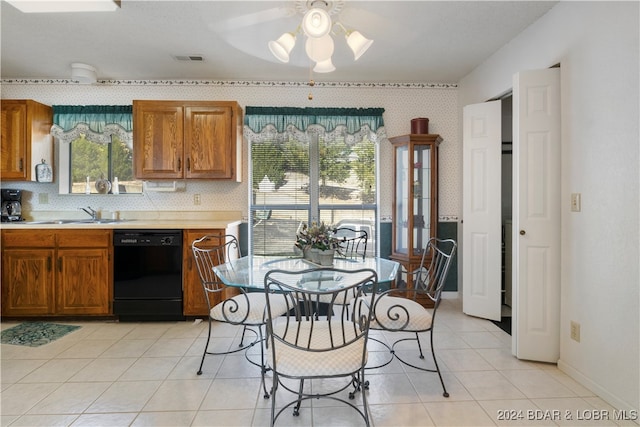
[213,5,296,32]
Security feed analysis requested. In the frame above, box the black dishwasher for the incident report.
[113,230,184,321]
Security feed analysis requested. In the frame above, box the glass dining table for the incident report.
[213,255,401,291]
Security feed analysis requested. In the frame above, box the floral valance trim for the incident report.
[51,123,133,149]
[244,123,386,146]
[244,106,385,134]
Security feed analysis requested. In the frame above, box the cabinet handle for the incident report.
[58,258,62,272]
[47,256,52,271]
[187,158,191,171]
[177,157,181,171]
[19,158,24,171]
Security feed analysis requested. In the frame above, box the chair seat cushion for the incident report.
[211,292,288,325]
[370,295,433,332]
[268,320,366,377]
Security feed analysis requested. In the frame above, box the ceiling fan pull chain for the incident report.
[308,64,315,101]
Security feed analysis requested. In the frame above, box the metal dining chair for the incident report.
[263,267,378,426]
[334,227,368,259]
[191,234,288,398]
[369,237,457,397]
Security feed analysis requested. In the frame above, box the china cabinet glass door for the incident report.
[394,144,409,255]
[413,144,431,256]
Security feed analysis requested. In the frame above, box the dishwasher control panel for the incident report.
[113,230,182,246]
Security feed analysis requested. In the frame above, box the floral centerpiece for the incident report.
[295,222,341,264]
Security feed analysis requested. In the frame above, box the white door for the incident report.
[462,100,502,321]
[512,68,561,362]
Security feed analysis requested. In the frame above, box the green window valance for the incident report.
[51,105,133,147]
[245,106,385,134]
[53,105,133,132]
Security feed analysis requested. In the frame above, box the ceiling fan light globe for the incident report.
[346,31,373,60]
[314,58,336,73]
[268,32,296,62]
[305,34,334,63]
[302,7,331,38]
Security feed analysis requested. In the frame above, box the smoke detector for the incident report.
[71,63,97,84]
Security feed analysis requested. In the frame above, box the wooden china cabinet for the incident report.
[389,133,442,307]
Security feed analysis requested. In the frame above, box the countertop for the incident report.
[0,220,242,230]
[0,211,243,230]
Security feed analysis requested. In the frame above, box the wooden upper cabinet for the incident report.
[1,99,53,181]
[133,100,242,181]
[133,102,184,179]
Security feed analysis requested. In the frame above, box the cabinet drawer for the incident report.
[57,229,112,247]
[1,230,56,247]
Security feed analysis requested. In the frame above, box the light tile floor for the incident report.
[1,299,637,427]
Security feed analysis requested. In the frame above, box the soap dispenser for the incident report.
[85,177,91,194]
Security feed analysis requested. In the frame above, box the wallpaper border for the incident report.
[1,79,458,89]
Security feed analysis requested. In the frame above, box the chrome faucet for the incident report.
[79,206,97,220]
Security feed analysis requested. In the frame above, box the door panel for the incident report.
[462,100,502,321]
[513,68,561,362]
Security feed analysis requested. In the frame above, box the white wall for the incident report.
[0,82,459,222]
[458,1,639,413]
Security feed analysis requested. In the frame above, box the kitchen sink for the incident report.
[23,219,81,224]
[23,219,131,225]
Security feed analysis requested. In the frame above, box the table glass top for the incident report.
[213,255,400,290]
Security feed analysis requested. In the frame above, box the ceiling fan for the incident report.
[213,1,345,33]
[210,1,381,72]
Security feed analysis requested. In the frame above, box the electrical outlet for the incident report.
[38,193,49,204]
[571,193,581,212]
[194,194,201,205]
[570,321,581,342]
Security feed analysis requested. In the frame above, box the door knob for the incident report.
[519,230,526,235]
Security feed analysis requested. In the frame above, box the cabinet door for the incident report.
[1,249,56,315]
[56,248,110,315]
[1,100,53,182]
[134,102,184,179]
[183,230,226,316]
[413,143,432,256]
[1,101,28,180]
[184,106,234,179]
[393,144,409,256]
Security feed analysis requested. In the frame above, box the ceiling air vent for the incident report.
[173,55,204,62]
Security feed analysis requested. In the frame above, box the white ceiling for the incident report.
[0,0,557,84]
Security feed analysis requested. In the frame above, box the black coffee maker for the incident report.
[1,189,23,222]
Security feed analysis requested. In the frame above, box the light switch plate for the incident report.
[571,193,581,212]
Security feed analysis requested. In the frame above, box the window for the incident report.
[246,107,385,256]
[68,134,139,194]
[51,105,142,194]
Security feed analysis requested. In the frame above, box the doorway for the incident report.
[497,95,513,335]
[462,67,561,362]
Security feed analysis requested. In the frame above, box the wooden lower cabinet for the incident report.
[1,248,56,315]
[183,228,239,317]
[1,229,112,317]
[57,248,110,315]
